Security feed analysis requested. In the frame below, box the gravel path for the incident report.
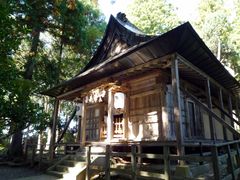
[0,166,43,180]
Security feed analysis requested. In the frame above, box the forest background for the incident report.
[0,0,239,159]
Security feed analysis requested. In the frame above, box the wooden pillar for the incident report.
[218,89,227,140]
[235,98,240,120]
[171,57,184,158]
[99,103,104,140]
[76,115,81,143]
[107,89,114,142]
[131,145,137,180]
[205,79,216,141]
[228,95,233,121]
[86,145,91,180]
[228,95,235,140]
[158,82,164,140]
[161,85,168,140]
[137,144,142,164]
[227,144,235,179]
[235,98,240,135]
[49,98,59,160]
[81,99,87,145]
[163,146,170,180]
[105,145,111,180]
[211,146,220,180]
[123,92,129,140]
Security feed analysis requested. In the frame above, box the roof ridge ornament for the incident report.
[116,12,146,35]
[116,12,128,22]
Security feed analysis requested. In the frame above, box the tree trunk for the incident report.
[45,127,51,151]
[9,130,23,160]
[24,28,40,80]
[37,131,42,153]
[9,28,40,159]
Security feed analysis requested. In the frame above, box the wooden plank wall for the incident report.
[126,72,165,141]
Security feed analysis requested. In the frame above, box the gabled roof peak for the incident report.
[80,12,152,72]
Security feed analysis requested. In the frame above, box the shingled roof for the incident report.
[41,13,240,98]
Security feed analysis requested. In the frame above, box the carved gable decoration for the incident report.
[106,35,128,59]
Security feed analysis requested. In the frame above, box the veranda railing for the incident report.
[86,140,240,180]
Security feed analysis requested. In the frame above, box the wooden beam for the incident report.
[57,77,113,100]
[80,99,87,145]
[177,53,233,96]
[171,57,184,159]
[49,98,59,160]
[218,89,227,140]
[182,88,240,138]
[107,89,114,141]
[205,79,216,141]
[56,55,171,100]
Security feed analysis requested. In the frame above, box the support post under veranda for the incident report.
[171,55,184,164]
[49,98,60,160]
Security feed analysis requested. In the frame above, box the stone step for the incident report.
[54,165,69,173]
[47,170,65,178]
[60,160,77,167]
[67,155,86,162]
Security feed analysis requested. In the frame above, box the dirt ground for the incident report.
[0,166,42,180]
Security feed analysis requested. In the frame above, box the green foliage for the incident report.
[228,0,240,79]
[0,1,23,56]
[126,0,180,35]
[194,0,240,80]
[0,0,105,147]
[63,130,76,143]
[195,0,231,58]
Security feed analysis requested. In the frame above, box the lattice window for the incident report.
[86,107,100,141]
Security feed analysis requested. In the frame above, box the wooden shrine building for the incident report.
[42,13,240,179]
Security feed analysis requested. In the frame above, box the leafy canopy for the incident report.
[126,0,180,35]
[0,0,105,140]
[194,0,240,79]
